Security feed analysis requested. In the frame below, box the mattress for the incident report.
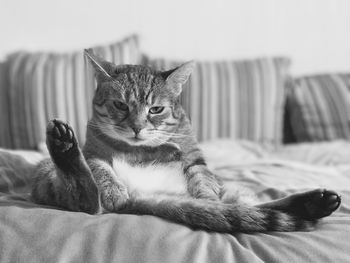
[0,140,350,263]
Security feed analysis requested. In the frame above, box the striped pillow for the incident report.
[285,74,350,142]
[0,62,12,149]
[3,35,140,149]
[145,57,291,145]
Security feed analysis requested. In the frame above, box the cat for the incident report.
[31,49,341,233]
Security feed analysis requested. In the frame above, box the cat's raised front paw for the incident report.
[46,119,78,154]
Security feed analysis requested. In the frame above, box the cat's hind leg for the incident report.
[257,189,341,220]
[31,119,100,214]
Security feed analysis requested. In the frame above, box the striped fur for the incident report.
[31,52,338,233]
[119,194,313,233]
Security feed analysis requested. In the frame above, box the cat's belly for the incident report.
[112,158,188,195]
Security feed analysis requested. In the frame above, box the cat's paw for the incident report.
[287,189,341,219]
[46,119,79,156]
[101,183,129,212]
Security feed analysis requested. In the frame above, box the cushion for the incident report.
[144,56,291,145]
[285,74,350,143]
[1,141,350,263]
[0,62,12,149]
[4,35,140,149]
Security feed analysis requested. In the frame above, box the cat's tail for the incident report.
[119,194,316,233]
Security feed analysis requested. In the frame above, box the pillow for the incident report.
[0,62,12,149]
[4,35,140,149]
[144,56,291,145]
[285,74,350,142]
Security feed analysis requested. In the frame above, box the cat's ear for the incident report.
[162,61,195,96]
[84,49,116,82]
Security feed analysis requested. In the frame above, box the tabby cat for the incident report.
[31,50,341,233]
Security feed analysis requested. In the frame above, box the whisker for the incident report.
[150,137,170,145]
[148,130,190,138]
[88,120,191,144]
[87,123,131,141]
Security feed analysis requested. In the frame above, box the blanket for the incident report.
[0,140,350,263]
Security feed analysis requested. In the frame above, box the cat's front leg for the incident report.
[87,159,129,212]
[184,161,222,201]
[32,119,100,214]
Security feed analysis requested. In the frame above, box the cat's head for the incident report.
[84,49,194,146]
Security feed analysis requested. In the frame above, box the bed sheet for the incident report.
[0,141,350,263]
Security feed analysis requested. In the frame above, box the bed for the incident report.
[1,139,349,263]
[1,33,350,262]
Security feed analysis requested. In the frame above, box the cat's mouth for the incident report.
[128,136,144,142]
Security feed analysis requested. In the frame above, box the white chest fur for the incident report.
[112,158,188,195]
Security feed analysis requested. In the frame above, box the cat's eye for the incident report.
[113,101,129,111]
[149,106,165,114]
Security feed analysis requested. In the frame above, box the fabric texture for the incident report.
[144,56,291,145]
[285,74,350,142]
[1,140,350,263]
[0,62,12,149]
[3,35,140,149]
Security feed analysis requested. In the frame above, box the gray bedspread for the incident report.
[1,140,350,263]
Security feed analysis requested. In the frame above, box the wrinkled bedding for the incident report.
[0,140,350,263]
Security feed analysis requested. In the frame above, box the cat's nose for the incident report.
[132,127,141,135]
